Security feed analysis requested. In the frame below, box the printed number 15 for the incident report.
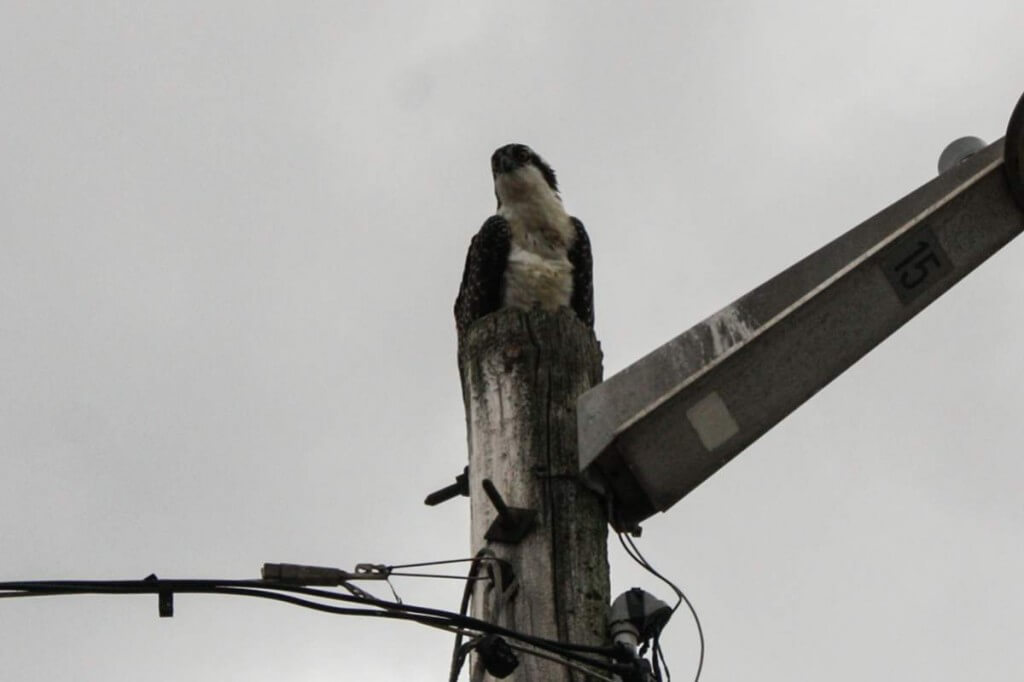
[894,241,941,289]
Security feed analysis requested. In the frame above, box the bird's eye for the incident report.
[517,147,531,160]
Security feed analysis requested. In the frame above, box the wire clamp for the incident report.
[475,634,519,678]
[144,574,173,618]
[353,563,391,579]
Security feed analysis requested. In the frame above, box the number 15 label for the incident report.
[880,225,953,304]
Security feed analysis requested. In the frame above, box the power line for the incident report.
[617,531,705,682]
[0,574,632,678]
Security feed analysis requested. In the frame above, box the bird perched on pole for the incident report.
[454,144,594,340]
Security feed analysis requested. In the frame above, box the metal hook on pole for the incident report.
[481,479,537,544]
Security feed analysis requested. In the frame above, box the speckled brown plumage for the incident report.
[568,217,594,328]
[454,215,512,339]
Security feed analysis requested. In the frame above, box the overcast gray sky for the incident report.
[2,2,1024,680]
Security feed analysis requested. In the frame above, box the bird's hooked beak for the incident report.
[491,147,517,175]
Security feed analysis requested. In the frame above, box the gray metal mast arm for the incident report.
[579,90,1024,530]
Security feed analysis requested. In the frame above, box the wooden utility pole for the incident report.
[459,307,609,681]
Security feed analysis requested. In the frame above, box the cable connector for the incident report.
[475,635,519,678]
[261,563,354,586]
[609,588,672,645]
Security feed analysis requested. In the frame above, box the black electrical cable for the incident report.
[652,632,664,682]
[0,578,629,676]
[220,586,631,675]
[5,580,630,680]
[386,555,630,682]
[0,580,452,629]
[504,641,617,682]
[616,531,704,682]
[444,550,638,680]
[656,636,672,682]
[449,550,492,682]
[620,532,685,605]
[622,532,702,682]
[450,639,478,682]
[286,583,617,658]
[193,586,465,632]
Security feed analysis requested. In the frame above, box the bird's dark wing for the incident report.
[568,217,594,328]
[454,215,512,338]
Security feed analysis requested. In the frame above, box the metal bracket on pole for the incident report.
[423,466,469,506]
[481,479,537,544]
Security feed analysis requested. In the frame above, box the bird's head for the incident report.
[491,143,559,208]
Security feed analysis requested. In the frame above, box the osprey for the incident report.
[454,144,594,338]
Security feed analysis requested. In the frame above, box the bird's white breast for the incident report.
[495,165,577,312]
[503,246,574,311]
